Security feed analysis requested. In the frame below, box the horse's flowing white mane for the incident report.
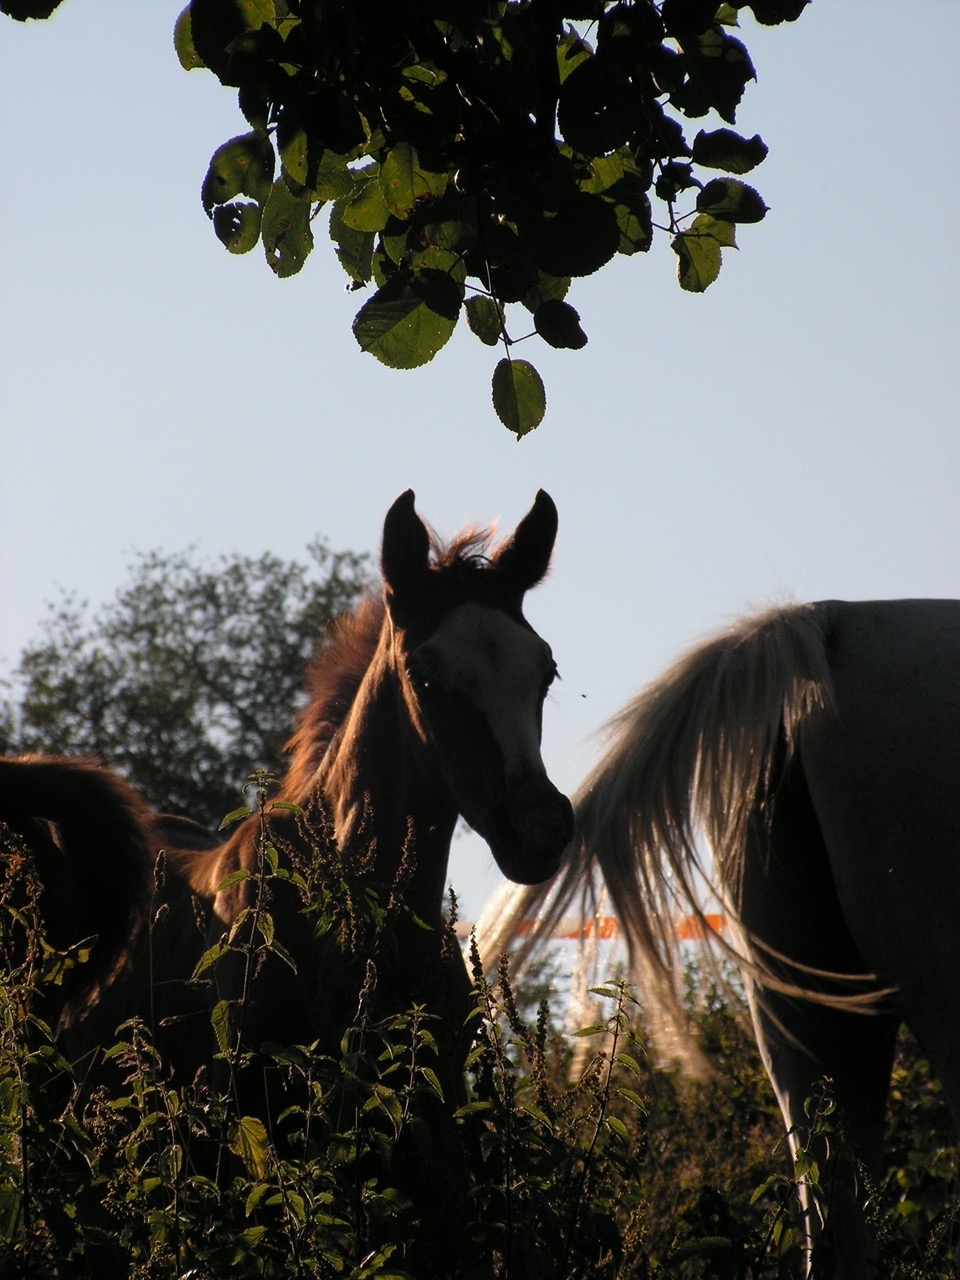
[474,602,878,1074]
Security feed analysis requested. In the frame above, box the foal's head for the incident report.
[381,489,573,885]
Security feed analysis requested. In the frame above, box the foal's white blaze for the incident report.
[417,602,553,777]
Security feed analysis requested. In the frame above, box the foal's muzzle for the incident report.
[486,775,575,885]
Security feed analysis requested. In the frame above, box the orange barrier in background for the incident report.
[455,913,727,942]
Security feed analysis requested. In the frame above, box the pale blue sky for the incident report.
[2,2,957,919]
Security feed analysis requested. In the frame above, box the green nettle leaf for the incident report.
[353,261,463,369]
[697,177,768,223]
[261,180,313,278]
[465,296,503,347]
[534,299,587,350]
[379,141,448,219]
[692,127,768,174]
[201,131,276,214]
[211,999,234,1055]
[231,1115,269,1179]
[212,202,261,253]
[492,358,547,438]
[672,223,722,292]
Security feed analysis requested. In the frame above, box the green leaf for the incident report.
[534,299,587,350]
[692,211,737,247]
[379,141,448,219]
[352,259,463,369]
[741,0,809,23]
[261,180,314,278]
[420,1067,444,1099]
[339,170,390,233]
[492,359,546,438]
[523,272,571,312]
[535,192,621,278]
[557,29,591,84]
[212,202,261,253]
[617,1087,647,1111]
[520,1101,554,1130]
[201,132,275,214]
[211,999,234,1055]
[672,223,723,291]
[280,137,354,202]
[231,1114,269,1178]
[192,941,229,979]
[464,296,503,346]
[605,1115,631,1144]
[696,177,768,223]
[1,0,65,16]
[558,55,635,156]
[215,868,251,891]
[173,6,205,71]
[220,806,253,829]
[692,127,768,174]
[676,27,756,125]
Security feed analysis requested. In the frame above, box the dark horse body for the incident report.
[481,599,960,1278]
[1,491,573,1110]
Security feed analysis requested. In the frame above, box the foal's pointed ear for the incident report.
[381,489,430,610]
[494,490,558,593]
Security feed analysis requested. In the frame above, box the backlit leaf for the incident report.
[379,141,448,219]
[340,170,390,233]
[672,224,722,291]
[174,6,205,71]
[231,1114,269,1178]
[353,259,463,368]
[213,199,261,253]
[697,177,768,223]
[692,127,768,174]
[465,296,503,346]
[201,131,275,214]
[492,359,546,438]
[534,299,587,350]
[262,180,313,278]
[211,999,234,1055]
[535,192,620,278]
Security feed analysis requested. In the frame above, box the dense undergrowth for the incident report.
[1,812,957,1279]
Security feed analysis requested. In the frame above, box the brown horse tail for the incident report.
[0,755,154,1011]
[476,602,834,1073]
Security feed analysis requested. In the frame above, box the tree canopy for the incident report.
[0,542,371,826]
[2,0,807,436]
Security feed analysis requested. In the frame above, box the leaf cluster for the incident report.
[167,0,807,435]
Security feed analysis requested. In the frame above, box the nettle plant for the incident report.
[174,0,807,436]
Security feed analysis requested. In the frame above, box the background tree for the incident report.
[0,542,371,826]
[2,0,807,436]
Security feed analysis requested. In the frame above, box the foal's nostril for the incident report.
[507,779,575,860]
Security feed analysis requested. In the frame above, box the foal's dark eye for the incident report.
[406,662,433,696]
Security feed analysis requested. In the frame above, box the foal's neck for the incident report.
[314,635,457,925]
